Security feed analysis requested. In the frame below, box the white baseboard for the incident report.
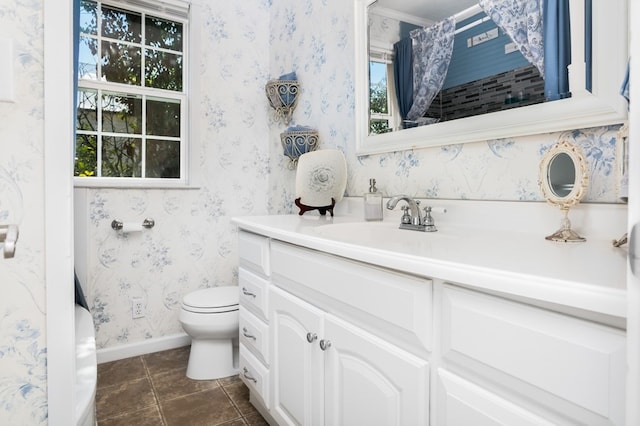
[97,333,191,364]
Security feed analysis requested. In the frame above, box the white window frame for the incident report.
[74,0,192,188]
[369,46,400,134]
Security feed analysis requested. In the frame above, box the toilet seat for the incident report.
[182,287,239,314]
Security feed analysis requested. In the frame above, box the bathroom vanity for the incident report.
[234,199,627,425]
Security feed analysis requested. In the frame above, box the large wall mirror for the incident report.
[354,0,628,155]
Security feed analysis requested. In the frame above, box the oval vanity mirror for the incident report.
[538,139,589,242]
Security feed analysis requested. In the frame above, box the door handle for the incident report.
[630,223,639,277]
[0,224,19,259]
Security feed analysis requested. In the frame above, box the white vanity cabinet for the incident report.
[235,222,626,425]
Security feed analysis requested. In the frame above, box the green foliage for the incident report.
[369,81,390,134]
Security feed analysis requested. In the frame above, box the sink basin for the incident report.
[312,221,453,249]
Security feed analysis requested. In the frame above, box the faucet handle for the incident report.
[400,205,412,224]
[422,207,437,232]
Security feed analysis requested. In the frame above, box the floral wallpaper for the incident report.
[0,0,48,423]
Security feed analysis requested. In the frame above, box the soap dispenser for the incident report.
[364,178,383,221]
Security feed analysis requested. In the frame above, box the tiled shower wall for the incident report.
[427,64,545,121]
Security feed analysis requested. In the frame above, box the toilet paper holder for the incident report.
[111,218,155,231]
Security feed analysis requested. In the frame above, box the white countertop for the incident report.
[233,199,628,321]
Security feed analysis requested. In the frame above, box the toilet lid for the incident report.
[182,287,239,310]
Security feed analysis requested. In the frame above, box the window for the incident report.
[369,49,398,134]
[75,0,188,184]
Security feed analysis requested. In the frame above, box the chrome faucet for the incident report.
[386,195,437,232]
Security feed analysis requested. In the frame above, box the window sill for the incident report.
[73,177,201,190]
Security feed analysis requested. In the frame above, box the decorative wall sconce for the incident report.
[265,73,299,125]
[280,126,319,167]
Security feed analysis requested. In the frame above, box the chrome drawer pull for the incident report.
[242,327,257,341]
[306,332,317,343]
[319,339,332,351]
[242,367,257,383]
[241,287,256,298]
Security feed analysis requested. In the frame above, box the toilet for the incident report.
[179,286,239,380]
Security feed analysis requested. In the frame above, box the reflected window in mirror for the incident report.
[369,56,398,134]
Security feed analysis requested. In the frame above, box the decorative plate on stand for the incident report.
[295,150,347,216]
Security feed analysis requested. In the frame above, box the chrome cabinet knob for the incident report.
[306,332,317,343]
[319,339,331,351]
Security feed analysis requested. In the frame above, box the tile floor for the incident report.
[96,346,268,425]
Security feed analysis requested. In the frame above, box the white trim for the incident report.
[44,0,76,424]
[103,0,190,20]
[370,6,433,28]
[627,0,639,423]
[97,333,191,363]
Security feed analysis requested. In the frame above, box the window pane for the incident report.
[369,61,388,114]
[101,5,141,43]
[102,92,143,134]
[101,41,142,85]
[102,136,142,177]
[146,99,180,137]
[78,36,98,80]
[145,50,182,91]
[75,135,97,177]
[146,16,183,51]
[370,119,390,134]
[146,139,180,178]
[79,0,97,35]
[77,89,98,131]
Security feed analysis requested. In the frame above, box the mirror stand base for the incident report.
[545,227,586,243]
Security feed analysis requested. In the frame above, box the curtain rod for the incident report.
[454,4,483,22]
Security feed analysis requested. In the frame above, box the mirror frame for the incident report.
[538,139,589,209]
[354,0,629,155]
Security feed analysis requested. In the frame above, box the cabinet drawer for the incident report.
[239,344,269,409]
[239,307,269,365]
[239,267,269,322]
[271,240,432,355]
[436,369,555,426]
[441,285,625,422]
[239,231,270,277]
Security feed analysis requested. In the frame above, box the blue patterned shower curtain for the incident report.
[479,0,575,101]
[479,0,545,77]
[405,17,456,122]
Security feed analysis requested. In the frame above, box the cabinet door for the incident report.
[270,286,324,426]
[323,314,430,426]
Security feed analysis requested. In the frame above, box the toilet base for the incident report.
[186,338,239,380]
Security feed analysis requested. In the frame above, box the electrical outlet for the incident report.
[132,298,145,319]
